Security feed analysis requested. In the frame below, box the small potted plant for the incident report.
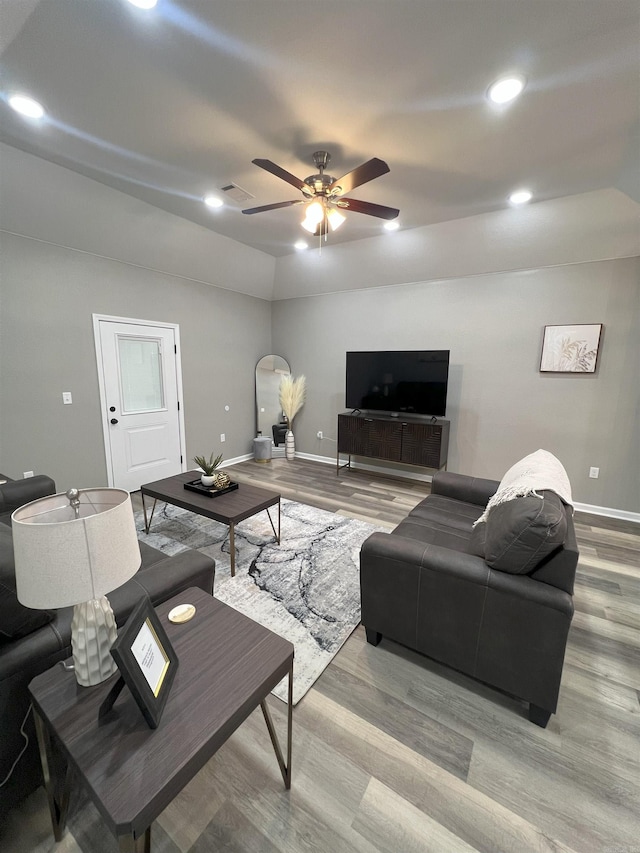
[193,452,230,489]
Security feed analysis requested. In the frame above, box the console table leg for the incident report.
[34,709,72,842]
[260,661,293,790]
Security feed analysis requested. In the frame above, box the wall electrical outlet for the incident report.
[589,467,599,479]
[23,471,34,478]
[220,433,225,443]
[317,430,323,440]
[62,391,72,404]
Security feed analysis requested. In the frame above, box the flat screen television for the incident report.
[346,350,449,417]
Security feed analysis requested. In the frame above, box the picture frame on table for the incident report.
[102,596,178,729]
[539,324,603,373]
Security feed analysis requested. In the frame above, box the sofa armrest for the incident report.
[361,531,491,586]
[431,471,498,506]
[0,476,56,519]
[360,532,491,652]
[108,549,215,626]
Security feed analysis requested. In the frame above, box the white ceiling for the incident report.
[1,0,638,258]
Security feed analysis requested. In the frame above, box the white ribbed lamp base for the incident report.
[70,597,118,687]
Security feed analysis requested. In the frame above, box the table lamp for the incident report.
[12,487,141,687]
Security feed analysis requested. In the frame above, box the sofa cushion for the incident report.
[483,491,567,574]
[393,517,477,553]
[0,526,54,643]
[409,494,484,533]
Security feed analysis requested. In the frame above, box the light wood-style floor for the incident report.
[4,459,639,853]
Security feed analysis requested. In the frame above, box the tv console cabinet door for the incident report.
[400,422,448,468]
[338,415,402,462]
[338,414,369,456]
[366,418,402,462]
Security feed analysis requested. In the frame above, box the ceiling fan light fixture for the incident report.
[326,208,346,231]
[487,75,526,105]
[305,200,324,224]
[302,200,325,232]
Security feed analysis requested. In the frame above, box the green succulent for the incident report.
[193,452,223,476]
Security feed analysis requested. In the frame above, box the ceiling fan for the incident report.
[242,150,399,237]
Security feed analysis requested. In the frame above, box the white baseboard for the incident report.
[573,502,640,524]
[296,452,434,483]
[225,453,253,466]
[228,453,639,524]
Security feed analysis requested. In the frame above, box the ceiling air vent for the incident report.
[220,183,255,203]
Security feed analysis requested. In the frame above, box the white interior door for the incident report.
[94,316,186,491]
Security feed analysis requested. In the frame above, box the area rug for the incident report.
[134,499,384,704]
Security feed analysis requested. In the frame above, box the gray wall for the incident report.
[0,232,271,491]
[272,257,640,513]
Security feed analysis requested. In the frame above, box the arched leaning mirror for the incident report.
[255,355,291,443]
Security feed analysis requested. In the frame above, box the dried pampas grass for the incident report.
[279,374,306,426]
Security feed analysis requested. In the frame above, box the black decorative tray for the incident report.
[183,479,239,498]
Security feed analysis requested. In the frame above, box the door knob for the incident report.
[110,418,119,425]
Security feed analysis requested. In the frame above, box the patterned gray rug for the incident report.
[134,499,383,704]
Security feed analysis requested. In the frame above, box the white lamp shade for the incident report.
[12,488,141,610]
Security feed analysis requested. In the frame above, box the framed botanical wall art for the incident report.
[540,324,603,373]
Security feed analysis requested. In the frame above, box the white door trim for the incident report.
[93,313,187,488]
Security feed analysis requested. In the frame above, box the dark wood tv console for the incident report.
[337,412,449,475]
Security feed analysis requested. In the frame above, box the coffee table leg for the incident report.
[141,493,157,534]
[229,523,236,577]
[265,501,281,545]
[118,828,150,852]
[260,659,293,790]
[34,709,72,842]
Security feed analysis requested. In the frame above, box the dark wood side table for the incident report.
[140,470,281,576]
[29,588,294,852]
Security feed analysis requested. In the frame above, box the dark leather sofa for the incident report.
[360,470,578,727]
[0,475,216,818]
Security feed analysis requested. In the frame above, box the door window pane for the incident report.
[118,337,165,412]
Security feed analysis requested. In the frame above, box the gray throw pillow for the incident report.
[484,491,567,574]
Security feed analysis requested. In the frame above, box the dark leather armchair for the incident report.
[0,476,216,818]
[272,422,288,446]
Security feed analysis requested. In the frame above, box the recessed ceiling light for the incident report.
[509,189,533,205]
[204,195,223,209]
[127,0,158,9]
[8,94,45,119]
[294,240,308,251]
[487,76,526,105]
[384,221,400,231]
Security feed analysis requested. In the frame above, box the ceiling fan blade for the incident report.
[328,158,390,195]
[252,159,310,193]
[338,198,399,220]
[242,200,304,215]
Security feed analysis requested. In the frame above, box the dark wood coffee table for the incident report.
[29,587,294,852]
[140,470,281,576]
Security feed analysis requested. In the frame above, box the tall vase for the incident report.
[285,429,295,461]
